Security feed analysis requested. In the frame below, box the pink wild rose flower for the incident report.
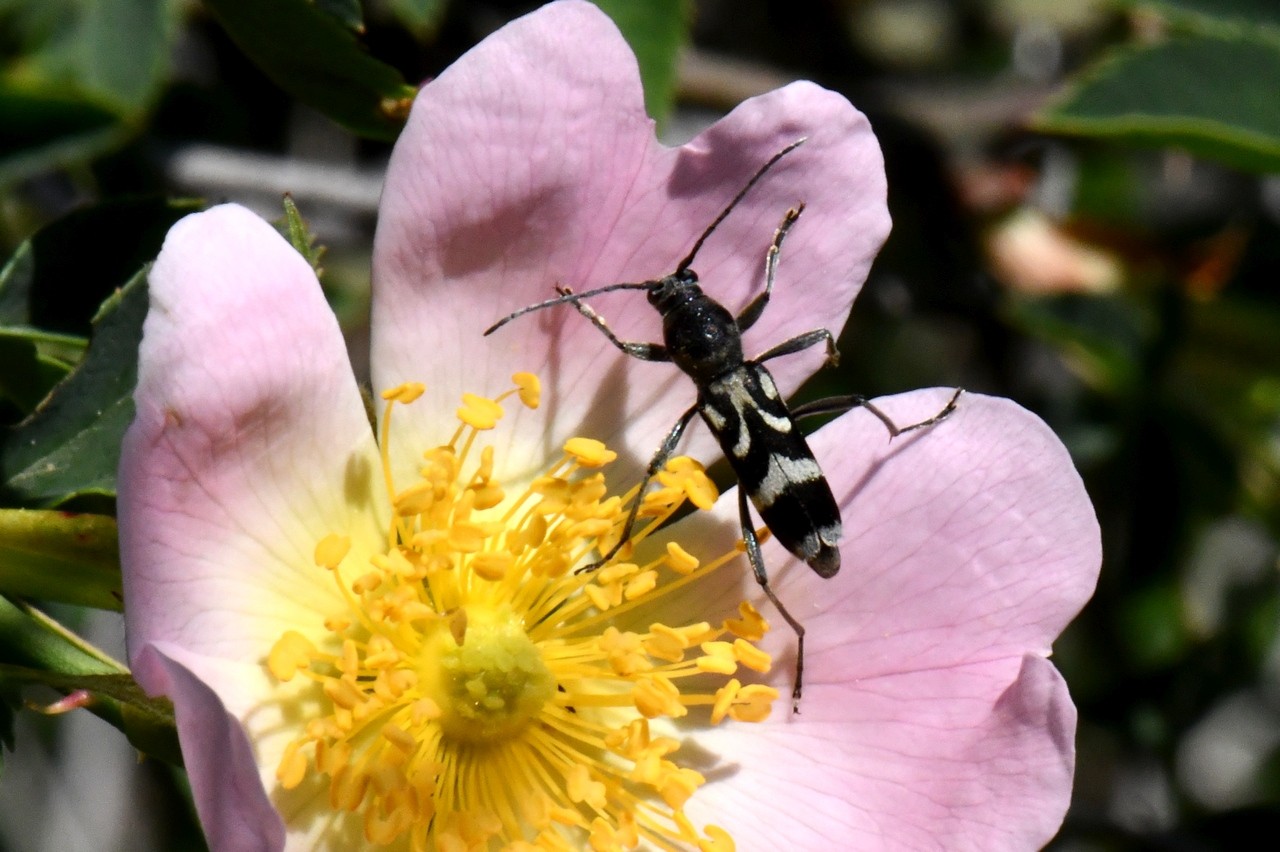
[119,1,1100,850]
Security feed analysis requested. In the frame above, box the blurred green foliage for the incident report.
[0,0,1278,849]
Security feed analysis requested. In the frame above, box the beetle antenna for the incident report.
[676,137,807,273]
[484,281,654,335]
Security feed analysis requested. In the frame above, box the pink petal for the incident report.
[645,390,1095,846]
[372,0,889,484]
[689,654,1076,849]
[132,644,284,851]
[804,389,1100,679]
[120,203,386,695]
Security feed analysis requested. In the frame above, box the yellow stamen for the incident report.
[723,600,768,641]
[267,374,776,849]
[665,541,700,574]
[314,533,352,569]
[563,437,617,467]
[512,372,541,409]
[457,393,504,430]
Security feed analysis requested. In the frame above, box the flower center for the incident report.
[267,374,778,850]
[427,607,554,744]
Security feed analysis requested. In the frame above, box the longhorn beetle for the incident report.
[485,139,962,708]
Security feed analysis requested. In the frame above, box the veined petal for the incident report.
[687,654,1076,850]
[372,0,889,487]
[639,391,1095,844]
[121,204,387,682]
[132,644,285,852]
[806,388,1100,676]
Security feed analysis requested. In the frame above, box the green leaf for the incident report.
[1,270,148,506]
[0,196,198,335]
[78,0,178,112]
[0,510,121,610]
[1134,0,1280,32]
[1004,293,1151,396]
[0,663,181,765]
[1035,34,1280,173]
[0,84,124,186]
[0,333,69,414]
[591,0,688,126]
[281,195,325,277]
[4,0,178,113]
[0,0,180,183]
[314,0,367,33]
[202,0,416,140]
[386,0,449,41]
[0,242,32,327]
[0,596,120,675]
[0,597,180,765]
[1120,581,1192,670]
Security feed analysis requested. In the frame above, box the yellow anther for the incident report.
[683,470,718,510]
[324,677,365,711]
[513,372,541,409]
[381,382,425,403]
[471,483,505,509]
[605,718,649,757]
[633,675,687,719]
[643,626,689,663]
[382,723,416,753]
[563,437,617,467]
[665,542,700,574]
[659,766,705,809]
[566,764,606,808]
[338,640,358,675]
[352,571,382,594]
[723,601,768,641]
[596,562,638,585]
[588,818,619,852]
[394,482,436,516]
[532,479,570,514]
[640,486,683,513]
[422,445,460,478]
[729,684,779,723]
[363,635,400,668]
[410,529,448,549]
[624,570,658,600]
[700,825,736,852]
[267,631,315,681]
[733,638,772,673]
[457,393,504,430]
[601,627,651,677]
[471,552,513,582]
[664,456,700,473]
[277,740,308,789]
[448,522,488,553]
[572,474,608,502]
[314,533,352,569]
[711,679,741,726]
[566,518,613,540]
[696,642,738,675]
[585,582,621,612]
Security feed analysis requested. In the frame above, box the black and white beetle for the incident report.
[485,140,961,707]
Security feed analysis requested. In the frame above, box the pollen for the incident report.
[267,375,776,850]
